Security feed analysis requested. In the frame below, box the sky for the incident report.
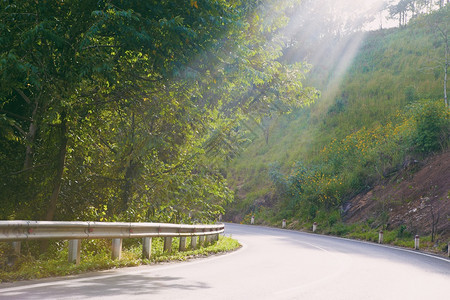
[297,0,399,31]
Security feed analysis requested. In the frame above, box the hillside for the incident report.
[343,151,449,240]
[224,6,449,237]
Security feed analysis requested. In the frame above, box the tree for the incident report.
[1,0,315,224]
[0,0,242,220]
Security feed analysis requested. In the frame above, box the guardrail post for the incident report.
[215,233,219,242]
[68,239,81,264]
[112,238,122,259]
[282,219,286,229]
[12,241,21,255]
[164,237,172,252]
[414,235,420,250]
[199,235,205,246]
[313,222,317,232]
[8,241,21,266]
[191,236,197,249]
[378,230,383,244]
[179,237,187,251]
[142,237,152,259]
[251,216,254,225]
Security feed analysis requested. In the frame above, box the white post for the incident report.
[142,237,152,259]
[68,239,81,264]
[112,238,122,260]
[414,235,420,250]
[282,219,286,229]
[378,231,383,244]
[199,235,205,246]
[164,237,172,252]
[219,214,222,222]
[251,216,254,225]
[12,241,21,255]
[313,222,317,232]
[179,237,187,251]
[191,236,198,249]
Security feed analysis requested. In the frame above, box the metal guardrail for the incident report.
[0,220,225,241]
[0,220,225,264]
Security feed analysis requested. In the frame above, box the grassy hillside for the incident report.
[224,8,449,223]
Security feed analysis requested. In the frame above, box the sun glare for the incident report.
[283,0,398,101]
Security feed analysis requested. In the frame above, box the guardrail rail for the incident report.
[0,221,225,264]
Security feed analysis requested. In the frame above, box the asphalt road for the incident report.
[1,223,449,299]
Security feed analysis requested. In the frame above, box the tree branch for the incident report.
[9,164,49,175]
[13,88,32,104]
[11,123,27,136]
[0,109,31,121]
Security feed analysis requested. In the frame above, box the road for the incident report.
[1,223,449,299]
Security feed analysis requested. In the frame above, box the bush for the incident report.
[409,99,449,154]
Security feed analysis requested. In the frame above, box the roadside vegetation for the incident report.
[225,5,449,252]
[0,0,303,277]
[0,236,240,283]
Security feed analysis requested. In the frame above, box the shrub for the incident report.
[409,99,449,154]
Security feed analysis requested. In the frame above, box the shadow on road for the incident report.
[0,273,209,299]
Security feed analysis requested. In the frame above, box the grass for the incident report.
[225,8,450,224]
[0,236,241,283]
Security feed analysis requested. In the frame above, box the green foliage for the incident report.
[273,99,448,216]
[0,236,240,282]
[226,7,450,222]
[0,0,314,225]
[408,100,450,153]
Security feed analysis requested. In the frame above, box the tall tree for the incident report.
[1,0,315,223]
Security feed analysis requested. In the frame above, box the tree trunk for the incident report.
[45,111,68,221]
[14,88,39,170]
[24,101,39,170]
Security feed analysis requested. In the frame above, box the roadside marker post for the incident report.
[378,230,383,244]
[414,235,420,250]
[282,219,286,229]
[251,216,254,225]
[313,222,317,233]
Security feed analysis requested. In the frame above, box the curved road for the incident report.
[1,223,449,299]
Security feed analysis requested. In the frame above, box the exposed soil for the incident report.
[343,151,450,240]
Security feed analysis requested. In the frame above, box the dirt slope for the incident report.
[343,151,449,239]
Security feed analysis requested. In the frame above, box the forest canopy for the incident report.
[0,0,316,222]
